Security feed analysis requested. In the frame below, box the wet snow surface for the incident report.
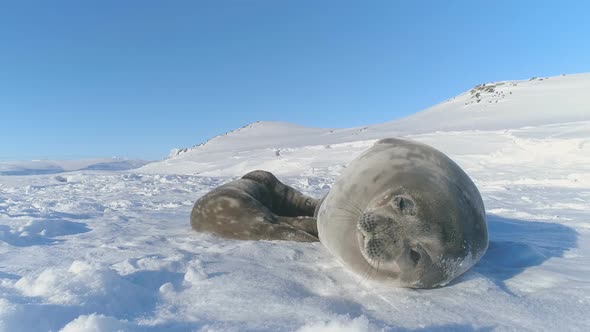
[1,74,590,331]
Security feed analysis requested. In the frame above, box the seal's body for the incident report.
[191,170,320,242]
[317,138,488,288]
[191,138,488,288]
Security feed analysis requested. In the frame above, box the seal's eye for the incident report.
[410,249,421,265]
[394,196,416,215]
[399,197,407,210]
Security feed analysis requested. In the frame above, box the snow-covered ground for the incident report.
[1,73,589,331]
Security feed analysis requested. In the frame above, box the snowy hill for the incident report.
[140,72,590,177]
[1,73,590,331]
[169,73,590,156]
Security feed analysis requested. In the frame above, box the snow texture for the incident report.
[1,73,589,331]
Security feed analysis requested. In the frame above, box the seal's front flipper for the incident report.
[277,216,318,238]
[256,222,319,242]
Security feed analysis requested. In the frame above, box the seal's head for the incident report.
[357,186,485,288]
[317,138,488,288]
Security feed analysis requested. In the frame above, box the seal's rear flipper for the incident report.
[242,170,320,217]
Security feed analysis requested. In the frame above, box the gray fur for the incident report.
[317,138,488,288]
[191,170,320,242]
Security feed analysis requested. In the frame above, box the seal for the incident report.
[190,170,320,242]
[190,138,488,288]
[316,138,488,288]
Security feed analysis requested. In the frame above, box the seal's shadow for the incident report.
[470,214,578,291]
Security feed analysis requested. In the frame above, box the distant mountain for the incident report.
[168,73,590,156]
[139,72,590,176]
[0,158,150,176]
[168,121,328,158]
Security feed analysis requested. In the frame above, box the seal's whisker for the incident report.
[326,211,358,223]
[328,209,356,217]
[332,205,362,216]
[337,198,364,214]
[331,209,357,218]
[358,256,375,286]
[371,261,382,284]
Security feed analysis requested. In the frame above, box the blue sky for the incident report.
[1,1,589,160]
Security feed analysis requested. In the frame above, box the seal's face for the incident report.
[356,187,464,288]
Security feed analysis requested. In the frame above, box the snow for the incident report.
[1,73,590,331]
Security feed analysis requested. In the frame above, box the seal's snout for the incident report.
[358,211,401,263]
[366,238,386,260]
[358,212,377,234]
